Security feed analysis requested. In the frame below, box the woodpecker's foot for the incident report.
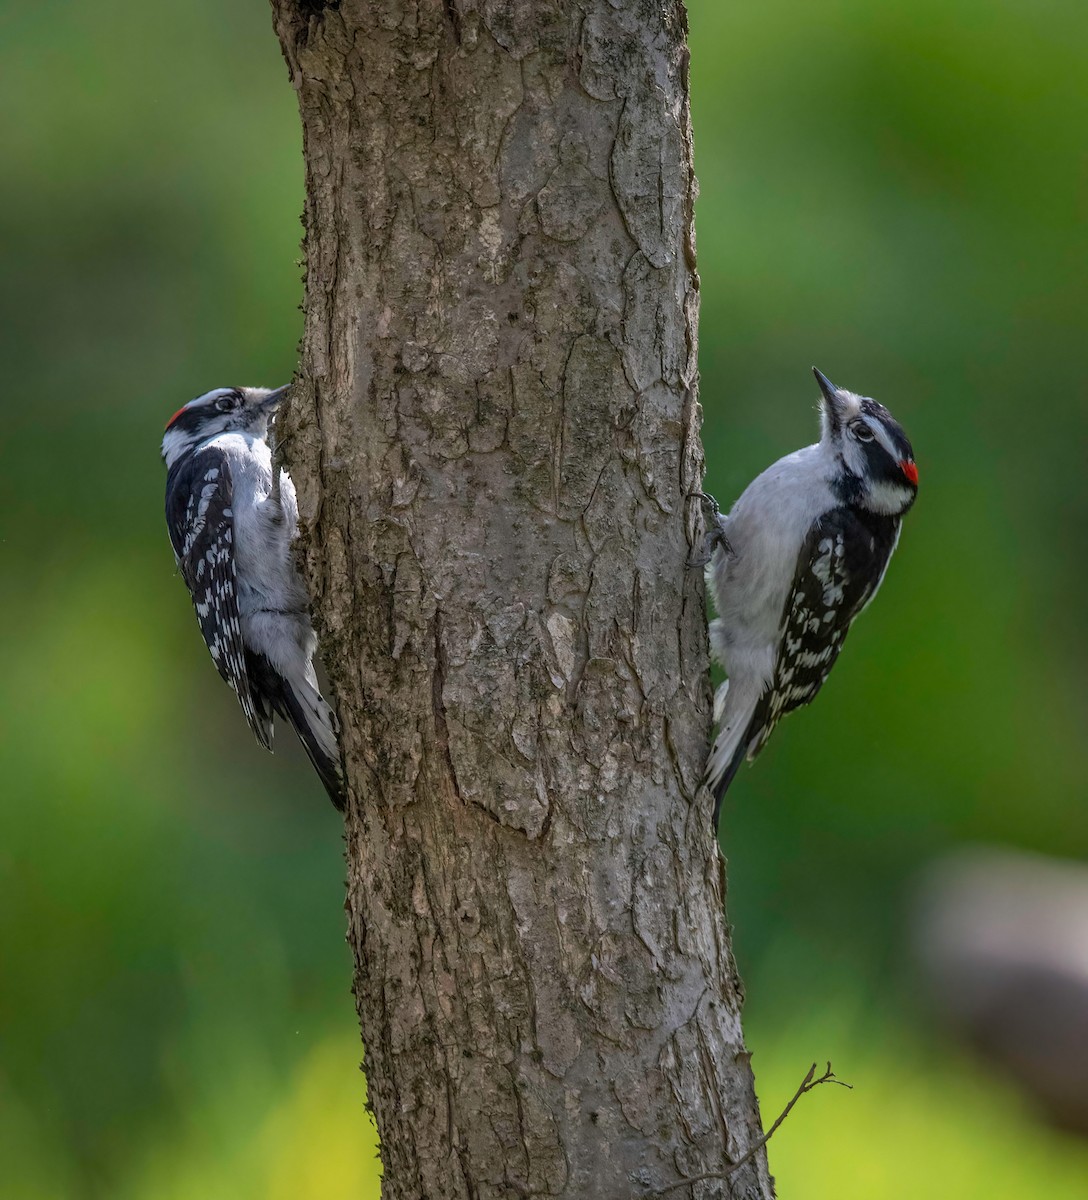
[688,492,733,567]
[268,421,285,518]
[694,490,721,514]
[269,418,296,462]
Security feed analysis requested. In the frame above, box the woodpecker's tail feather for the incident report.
[247,650,346,811]
[246,688,277,753]
[705,677,761,830]
[707,726,747,831]
[280,676,346,812]
[709,745,747,830]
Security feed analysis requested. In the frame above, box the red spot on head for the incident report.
[900,460,919,486]
[165,405,188,431]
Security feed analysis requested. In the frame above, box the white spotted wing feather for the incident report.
[166,446,272,749]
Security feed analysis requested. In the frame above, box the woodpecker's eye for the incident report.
[215,392,239,413]
[851,422,874,443]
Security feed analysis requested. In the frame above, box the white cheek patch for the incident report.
[867,479,915,515]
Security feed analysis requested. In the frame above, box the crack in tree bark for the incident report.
[443,0,463,46]
[431,610,466,810]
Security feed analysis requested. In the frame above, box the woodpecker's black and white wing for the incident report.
[710,506,900,806]
[751,506,899,738]
[165,447,273,750]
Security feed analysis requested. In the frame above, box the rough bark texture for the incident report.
[271,2,772,1196]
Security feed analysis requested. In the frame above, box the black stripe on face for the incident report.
[165,389,244,436]
[859,398,914,462]
[165,404,214,437]
[861,439,913,491]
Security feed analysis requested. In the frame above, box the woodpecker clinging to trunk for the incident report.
[696,368,918,828]
[162,386,345,809]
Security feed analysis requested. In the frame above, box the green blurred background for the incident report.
[2,1,1085,1195]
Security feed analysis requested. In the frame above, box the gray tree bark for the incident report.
[270,2,772,1197]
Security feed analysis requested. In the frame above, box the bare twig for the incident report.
[651,1062,851,1194]
[728,1061,850,1174]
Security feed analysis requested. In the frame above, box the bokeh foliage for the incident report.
[1,1,1085,1195]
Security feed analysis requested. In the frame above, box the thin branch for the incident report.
[728,1061,851,1174]
[651,1061,851,1195]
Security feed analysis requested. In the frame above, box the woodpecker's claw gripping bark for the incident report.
[688,491,733,568]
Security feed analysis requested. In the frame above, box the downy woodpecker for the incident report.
[697,368,918,827]
[162,386,345,809]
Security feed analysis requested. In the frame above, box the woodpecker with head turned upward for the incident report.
[162,386,345,809]
[695,367,918,828]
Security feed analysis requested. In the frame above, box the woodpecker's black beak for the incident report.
[813,365,849,436]
[812,367,838,404]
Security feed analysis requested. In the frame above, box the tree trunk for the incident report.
[270,2,772,1196]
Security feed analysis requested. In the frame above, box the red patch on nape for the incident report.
[164,405,188,431]
[900,460,919,486]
